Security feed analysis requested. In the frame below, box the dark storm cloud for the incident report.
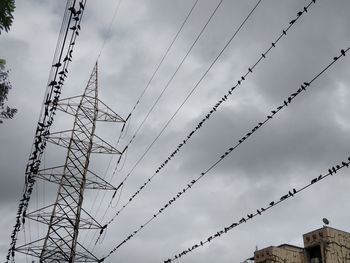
[1,0,350,262]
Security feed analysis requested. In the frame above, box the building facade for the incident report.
[253,226,350,263]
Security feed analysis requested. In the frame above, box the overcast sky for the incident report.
[1,0,350,262]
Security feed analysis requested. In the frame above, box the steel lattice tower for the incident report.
[16,62,124,262]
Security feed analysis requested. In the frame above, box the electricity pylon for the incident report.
[16,62,124,262]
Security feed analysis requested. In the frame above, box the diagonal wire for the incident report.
[122,0,223,149]
[100,46,349,260]
[112,0,264,207]
[83,0,201,253]
[164,157,350,262]
[105,0,314,224]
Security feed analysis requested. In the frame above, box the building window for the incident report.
[306,245,322,263]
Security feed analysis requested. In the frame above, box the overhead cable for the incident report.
[105,0,315,224]
[99,46,349,260]
[6,0,87,261]
[164,157,350,262]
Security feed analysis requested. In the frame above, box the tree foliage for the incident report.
[0,59,17,123]
[0,0,15,34]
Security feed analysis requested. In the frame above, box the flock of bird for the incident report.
[101,0,317,235]
[163,157,350,262]
[6,1,86,261]
[100,43,348,261]
[6,0,349,262]
[98,2,350,261]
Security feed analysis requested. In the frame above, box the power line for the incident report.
[108,0,224,178]
[81,0,202,254]
[104,0,316,225]
[6,1,88,261]
[123,0,200,128]
[164,157,350,262]
[99,46,349,260]
[122,0,223,150]
[97,0,124,59]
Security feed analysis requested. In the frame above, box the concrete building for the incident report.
[252,226,350,263]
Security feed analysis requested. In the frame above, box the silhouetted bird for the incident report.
[52,62,61,68]
[280,194,288,201]
[332,166,337,174]
[311,177,317,184]
[289,19,296,25]
[257,209,261,215]
[318,175,322,180]
[68,6,77,15]
[262,53,266,58]
[304,7,308,13]
[29,152,38,161]
[272,42,275,47]
[334,57,338,61]
[328,168,333,175]
[297,11,303,16]
[79,1,85,10]
[283,30,287,35]
[269,201,274,206]
[342,161,349,167]
[288,190,293,197]
[341,49,346,56]
[63,56,72,62]
[249,67,252,73]
[49,81,57,86]
[247,214,253,219]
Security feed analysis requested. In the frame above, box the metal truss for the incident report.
[16,62,124,262]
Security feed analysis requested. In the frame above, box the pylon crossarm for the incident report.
[85,169,117,190]
[55,95,82,117]
[46,130,121,154]
[92,133,121,154]
[26,203,102,229]
[34,165,65,184]
[55,95,125,123]
[34,165,117,190]
[15,238,46,258]
[95,97,125,122]
[16,238,99,262]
